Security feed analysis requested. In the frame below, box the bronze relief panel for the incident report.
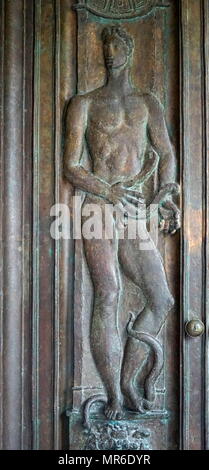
[74,0,169,19]
[1,0,208,452]
[64,0,180,450]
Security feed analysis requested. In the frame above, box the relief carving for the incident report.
[74,0,169,19]
[84,421,151,450]
[64,26,180,428]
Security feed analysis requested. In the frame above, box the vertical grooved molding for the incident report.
[180,0,204,450]
[21,0,26,448]
[59,0,77,449]
[203,0,209,450]
[180,0,189,449]
[32,0,41,450]
[32,0,55,449]
[21,0,34,449]
[1,0,34,450]
[3,0,24,449]
[54,0,61,449]
[0,0,5,451]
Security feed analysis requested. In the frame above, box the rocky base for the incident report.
[67,407,168,450]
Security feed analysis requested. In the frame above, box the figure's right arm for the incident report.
[64,95,111,199]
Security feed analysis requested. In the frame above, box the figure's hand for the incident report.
[106,182,145,207]
[159,199,181,235]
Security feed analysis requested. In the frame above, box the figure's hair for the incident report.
[101,26,134,56]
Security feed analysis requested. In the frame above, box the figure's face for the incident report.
[103,35,130,69]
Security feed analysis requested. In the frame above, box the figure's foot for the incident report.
[122,382,145,413]
[143,398,154,411]
[104,400,124,420]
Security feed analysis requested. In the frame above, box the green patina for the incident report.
[74,0,169,21]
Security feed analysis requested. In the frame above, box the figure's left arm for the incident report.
[146,94,180,234]
[146,93,176,188]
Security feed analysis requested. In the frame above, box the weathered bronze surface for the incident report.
[74,0,168,19]
[0,0,209,451]
[63,7,182,447]
[0,0,34,450]
[64,23,180,426]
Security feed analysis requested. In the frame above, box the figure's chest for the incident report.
[89,97,148,132]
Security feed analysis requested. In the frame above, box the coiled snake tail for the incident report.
[83,394,107,429]
[127,312,164,408]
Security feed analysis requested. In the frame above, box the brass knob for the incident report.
[185,319,205,338]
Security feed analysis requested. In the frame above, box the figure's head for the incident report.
[101,26,134,70]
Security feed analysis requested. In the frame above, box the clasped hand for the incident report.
[159,199,181,235]
[107,182,145,208]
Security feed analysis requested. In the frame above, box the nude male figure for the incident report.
[64,27,180,420]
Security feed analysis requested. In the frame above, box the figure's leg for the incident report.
[119,235,174,410]
[83,236,123,420]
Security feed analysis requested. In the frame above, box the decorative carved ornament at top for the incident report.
[74,0,169,19]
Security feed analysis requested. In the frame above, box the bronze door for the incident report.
[0,0,208,450]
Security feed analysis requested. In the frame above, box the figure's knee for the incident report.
[94,282,120,312]
[148,290,174,319]
[162,291,174,313]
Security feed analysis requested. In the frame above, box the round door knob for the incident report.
[185,319,205,337]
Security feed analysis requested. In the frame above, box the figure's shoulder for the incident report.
[68,93,89,108]
[65,86,105,123]
[141,92,164,113]
[66,89,100,117]
[129,89,163,110]
[70,86,105,105]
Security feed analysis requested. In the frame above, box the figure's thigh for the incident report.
[83,237,120,292]
[82,196,120,292]
[118,235,173,311]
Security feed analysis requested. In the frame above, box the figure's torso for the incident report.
[85,87,149,185]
